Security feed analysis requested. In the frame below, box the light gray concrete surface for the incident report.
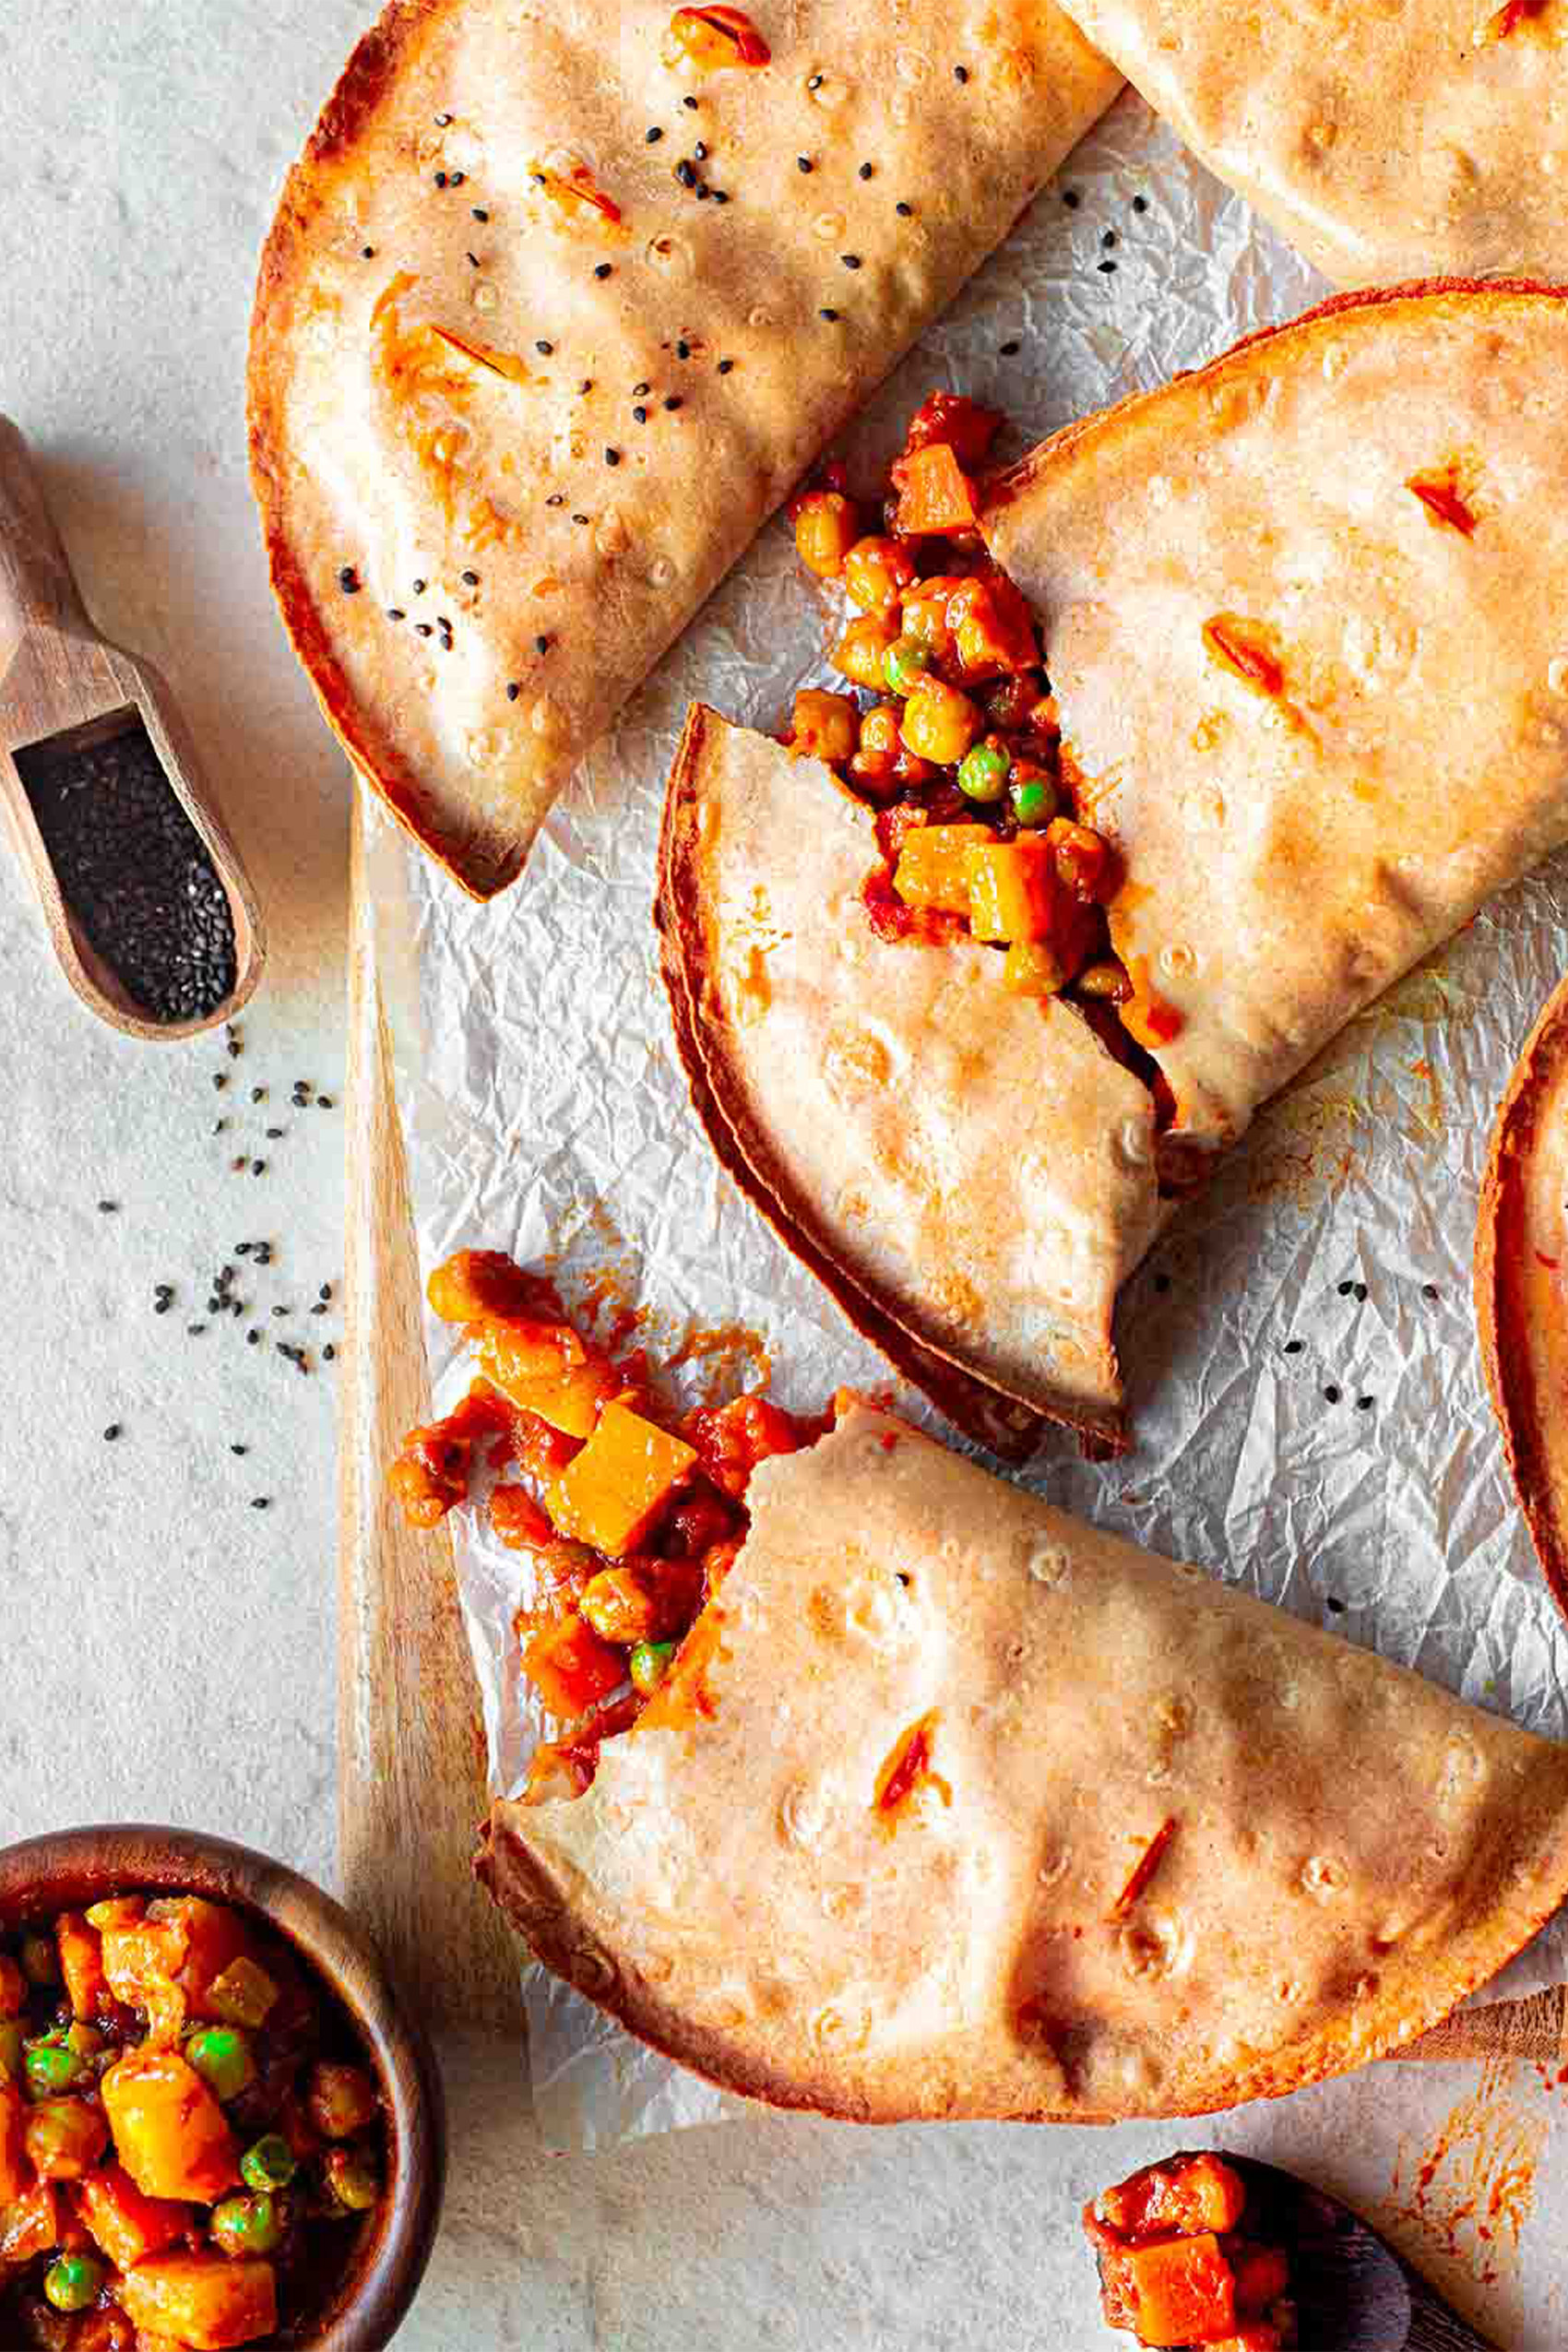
[5,8,1568,2348]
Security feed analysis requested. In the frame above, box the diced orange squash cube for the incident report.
[0,2078,27,2206]
[1120,2235,1237,2347]
[546,1398,697,1557]
[479,1320,618,1438]
[55,1913,106,2024]
[891,823,991,915]
[891,442,979,537]
[76,2162,192,2272]
[947,575,1039,678]
[521,1613,628,1719]
[0,2177,57,2264]
[1002,938,1070,998]
[964,837,1055,944]
[101,2049,238,2203]
[205,1956,279,2031]
[116,2252,278,2350]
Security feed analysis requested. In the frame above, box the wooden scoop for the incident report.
[1210,2154,1497,2351]
[0,414,264,1039]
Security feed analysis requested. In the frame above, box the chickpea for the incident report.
[580,1559,703,1646]
[842,534,917,611]
[900,582,956,664]
[1048,816,1114,902]
[1077,959,1133,1003]
[899,676,982,767]
[790,688,859,766]
[848,704,903,796]
[832,608,900,689]
[792,490,860,579]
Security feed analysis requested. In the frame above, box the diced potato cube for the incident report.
[116,2252,278,2350]
[546,1399,697,1557]
[1002,939,1070,998]
[27,2097,109,2180]
[0,2177,57,2264]
[101,1918,187,2046]
[1120,2235,1236,2348]
[205,1957,279,2031]
[478,1321,618,1438]
[75,2161,192,2272]
[790,688,858,766]
[521,1614,628,1719]
[55,1913,106,2024]
[0,2078,27,2206]
[792,490,860,578]
[891,442,979,536]
[964,838,1055,944]
[891,824,991,916]
[947,575,1039,678]
[101,2049,238,2203]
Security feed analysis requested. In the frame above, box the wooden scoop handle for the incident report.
[0,416,91,643]
[1397,1983,1568,2066]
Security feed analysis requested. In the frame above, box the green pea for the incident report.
[957,742,1010,802]
[211,2191,286,2258]
[630,1641,677,1696]
[0,2021,23,2083]
[25,2034,86,2097]
[19,1935,57,1986]
[1010,777,1060,828]
[44,2254,103,2314]
[882,636,932,697]
[323,2145,380,2214]
[184,2025,257,2103]
[242,2134,299,2192]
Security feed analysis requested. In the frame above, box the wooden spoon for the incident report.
[1213,2154,1495,2350]
[0,414,264,1039]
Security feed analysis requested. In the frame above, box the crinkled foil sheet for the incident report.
[363,91,1568,2149]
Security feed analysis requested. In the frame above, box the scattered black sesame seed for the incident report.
[1063,188,1081,208]
[633,404,648,422]
[896,200,912,217]
[536,339,553,354]
[506,681,521,701]
[1284,1339,1304,1356]
[232,1443,248,1456]
[266,1127,283,1141]
[413,578,428,594]
[1102,229,1118,249]
[434,171,448,188]
[272,1306,290,1320]
[1357,1396,1375,1410]
[415,624,434,638]
[386,608,406,622]
[1337,1279,1353,1297]
[717,358,733,374]
[1098,259,1118,274]
[1324,1384,1342,1404]
[317,1097,334,1111]
[999,339,1020,356]
[325,1345,338,1363]
[798,156,814,173]
[820,307,839,321]
[227,1037,242,1059]
[251,1086,266,1104]
[664,395,683,411]
[1133,195,1148,213]
[103,1424,122,1442]
[235,1243,252,1257]
[859,161,873,180]
[98,1199,117,1214]
[605,447,621,467]
[953,62,969,81]
[841,254,861,270]
[450,171,466,187]
[251,1497,270,1511]
[1423,1283,1441,1301]
[187,1324,208,1337]
[466,252,481,268]
[462,568,480,586]
[807,73,823,89]
[711,189,729,204]
[677,338,691,358]
[434,110,452,125]
[472,206,489,221]
[1354,1282,1368,1303]
[646,125,663,143]
[1325,1596,1346,1615]
[320,1284,334,1302]
[535,634,551,655]
[247,1330,261,1347]
[595,262,612,279]
[213,1120,226,1135]
[676,160,697,188]
[252,1160,267,1177]
[694,141,707,160]
[311,1303,329,1317]
[547,492,564,506]
[362,246,376,261]
[340,565,362,595]
[212,1074,227,1091]
[573,513,588,525]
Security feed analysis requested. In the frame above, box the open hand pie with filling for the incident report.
[661,280,1568,1448]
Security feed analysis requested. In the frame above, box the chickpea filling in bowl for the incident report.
[787,392,1180,1059]
[387,1252,832,1800]
[0,1897,387,2351]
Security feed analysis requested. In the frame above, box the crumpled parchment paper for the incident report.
[363,89,1568,2150]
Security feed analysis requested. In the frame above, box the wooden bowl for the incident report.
[1475,969,1568,1621]
[0,1824,445,2352]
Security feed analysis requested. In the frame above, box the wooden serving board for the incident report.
[335,788,1568,2068]
[338,794,522,2034]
